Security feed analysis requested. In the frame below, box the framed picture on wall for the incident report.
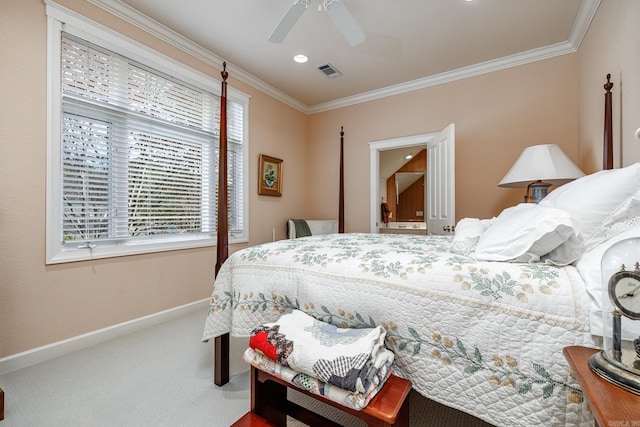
[258,154,283,196]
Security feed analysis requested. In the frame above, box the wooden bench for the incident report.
[232,412,274,427]
[232,365,411,427]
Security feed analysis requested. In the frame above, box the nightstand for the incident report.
[563,346,640,427]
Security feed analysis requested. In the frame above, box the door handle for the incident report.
[442,225,455,233]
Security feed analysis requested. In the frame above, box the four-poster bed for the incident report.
[204,72,635,426]
[213,62,230,386]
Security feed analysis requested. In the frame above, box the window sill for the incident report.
[46,234,248,264]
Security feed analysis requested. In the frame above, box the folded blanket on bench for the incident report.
[243,347,394,411]
[249,309,389,393]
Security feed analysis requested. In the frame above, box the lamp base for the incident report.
[528,181,552,204]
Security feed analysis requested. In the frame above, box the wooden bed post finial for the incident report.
[604,74,613,170]
[604,73,613,92]
[221,61,228,82]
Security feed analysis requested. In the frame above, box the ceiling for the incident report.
[92,0,599,113]
[380,146,422,180]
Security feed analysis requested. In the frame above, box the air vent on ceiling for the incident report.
[317,63,342,79]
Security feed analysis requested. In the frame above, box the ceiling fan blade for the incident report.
[324,0,365,46]
[268,0,310,43]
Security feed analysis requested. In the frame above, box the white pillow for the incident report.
[540,162,640,245]
[475,203,581,263]
[576,227,640,339]
[540,231,585,266]
[450,218,493,255]
[582,189,640,251]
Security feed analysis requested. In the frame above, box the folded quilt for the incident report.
[243,347,394,411]
[249,309,388,393]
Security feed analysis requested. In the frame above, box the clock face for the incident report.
[609,270,640,319]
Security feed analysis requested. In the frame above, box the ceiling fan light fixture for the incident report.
[269,0,364,46]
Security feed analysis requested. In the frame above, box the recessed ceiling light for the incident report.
[405,154,413,160]
[293,54,308,63]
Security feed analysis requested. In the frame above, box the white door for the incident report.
[427,124,455,235]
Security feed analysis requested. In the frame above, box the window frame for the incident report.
[45,4,249,264]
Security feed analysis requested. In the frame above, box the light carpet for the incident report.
[0,306,493,426]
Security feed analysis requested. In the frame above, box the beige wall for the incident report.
[577,0,640,172]
[0,0,308,358]
[1,0,638,359]
[307,55,581,226]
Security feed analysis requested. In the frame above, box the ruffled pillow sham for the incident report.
[540,162,640,251]
[474,203,582,264]
[450,218,493,255]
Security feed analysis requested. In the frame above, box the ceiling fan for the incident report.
[269,0,366,47]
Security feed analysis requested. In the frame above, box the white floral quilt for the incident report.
[202,233,598,426]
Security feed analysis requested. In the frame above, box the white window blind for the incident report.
[49,31,246,261]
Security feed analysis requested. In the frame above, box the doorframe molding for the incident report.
[369,133,437,233]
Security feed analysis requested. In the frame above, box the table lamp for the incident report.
[498,144,584,203]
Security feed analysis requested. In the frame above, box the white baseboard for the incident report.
[0,298,210,375]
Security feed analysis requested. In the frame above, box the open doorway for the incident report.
[369,124,455,235]
[381,148,426,225]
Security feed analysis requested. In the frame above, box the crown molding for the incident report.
[83,0,598,116]
[84,0,308,113]
[308,41,578,114]
[568,0,601,49]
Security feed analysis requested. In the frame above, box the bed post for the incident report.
[214,62,230,386]
[603,74,613,170]
[339,126,345,233]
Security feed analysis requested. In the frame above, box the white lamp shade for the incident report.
[498,144,584,188]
